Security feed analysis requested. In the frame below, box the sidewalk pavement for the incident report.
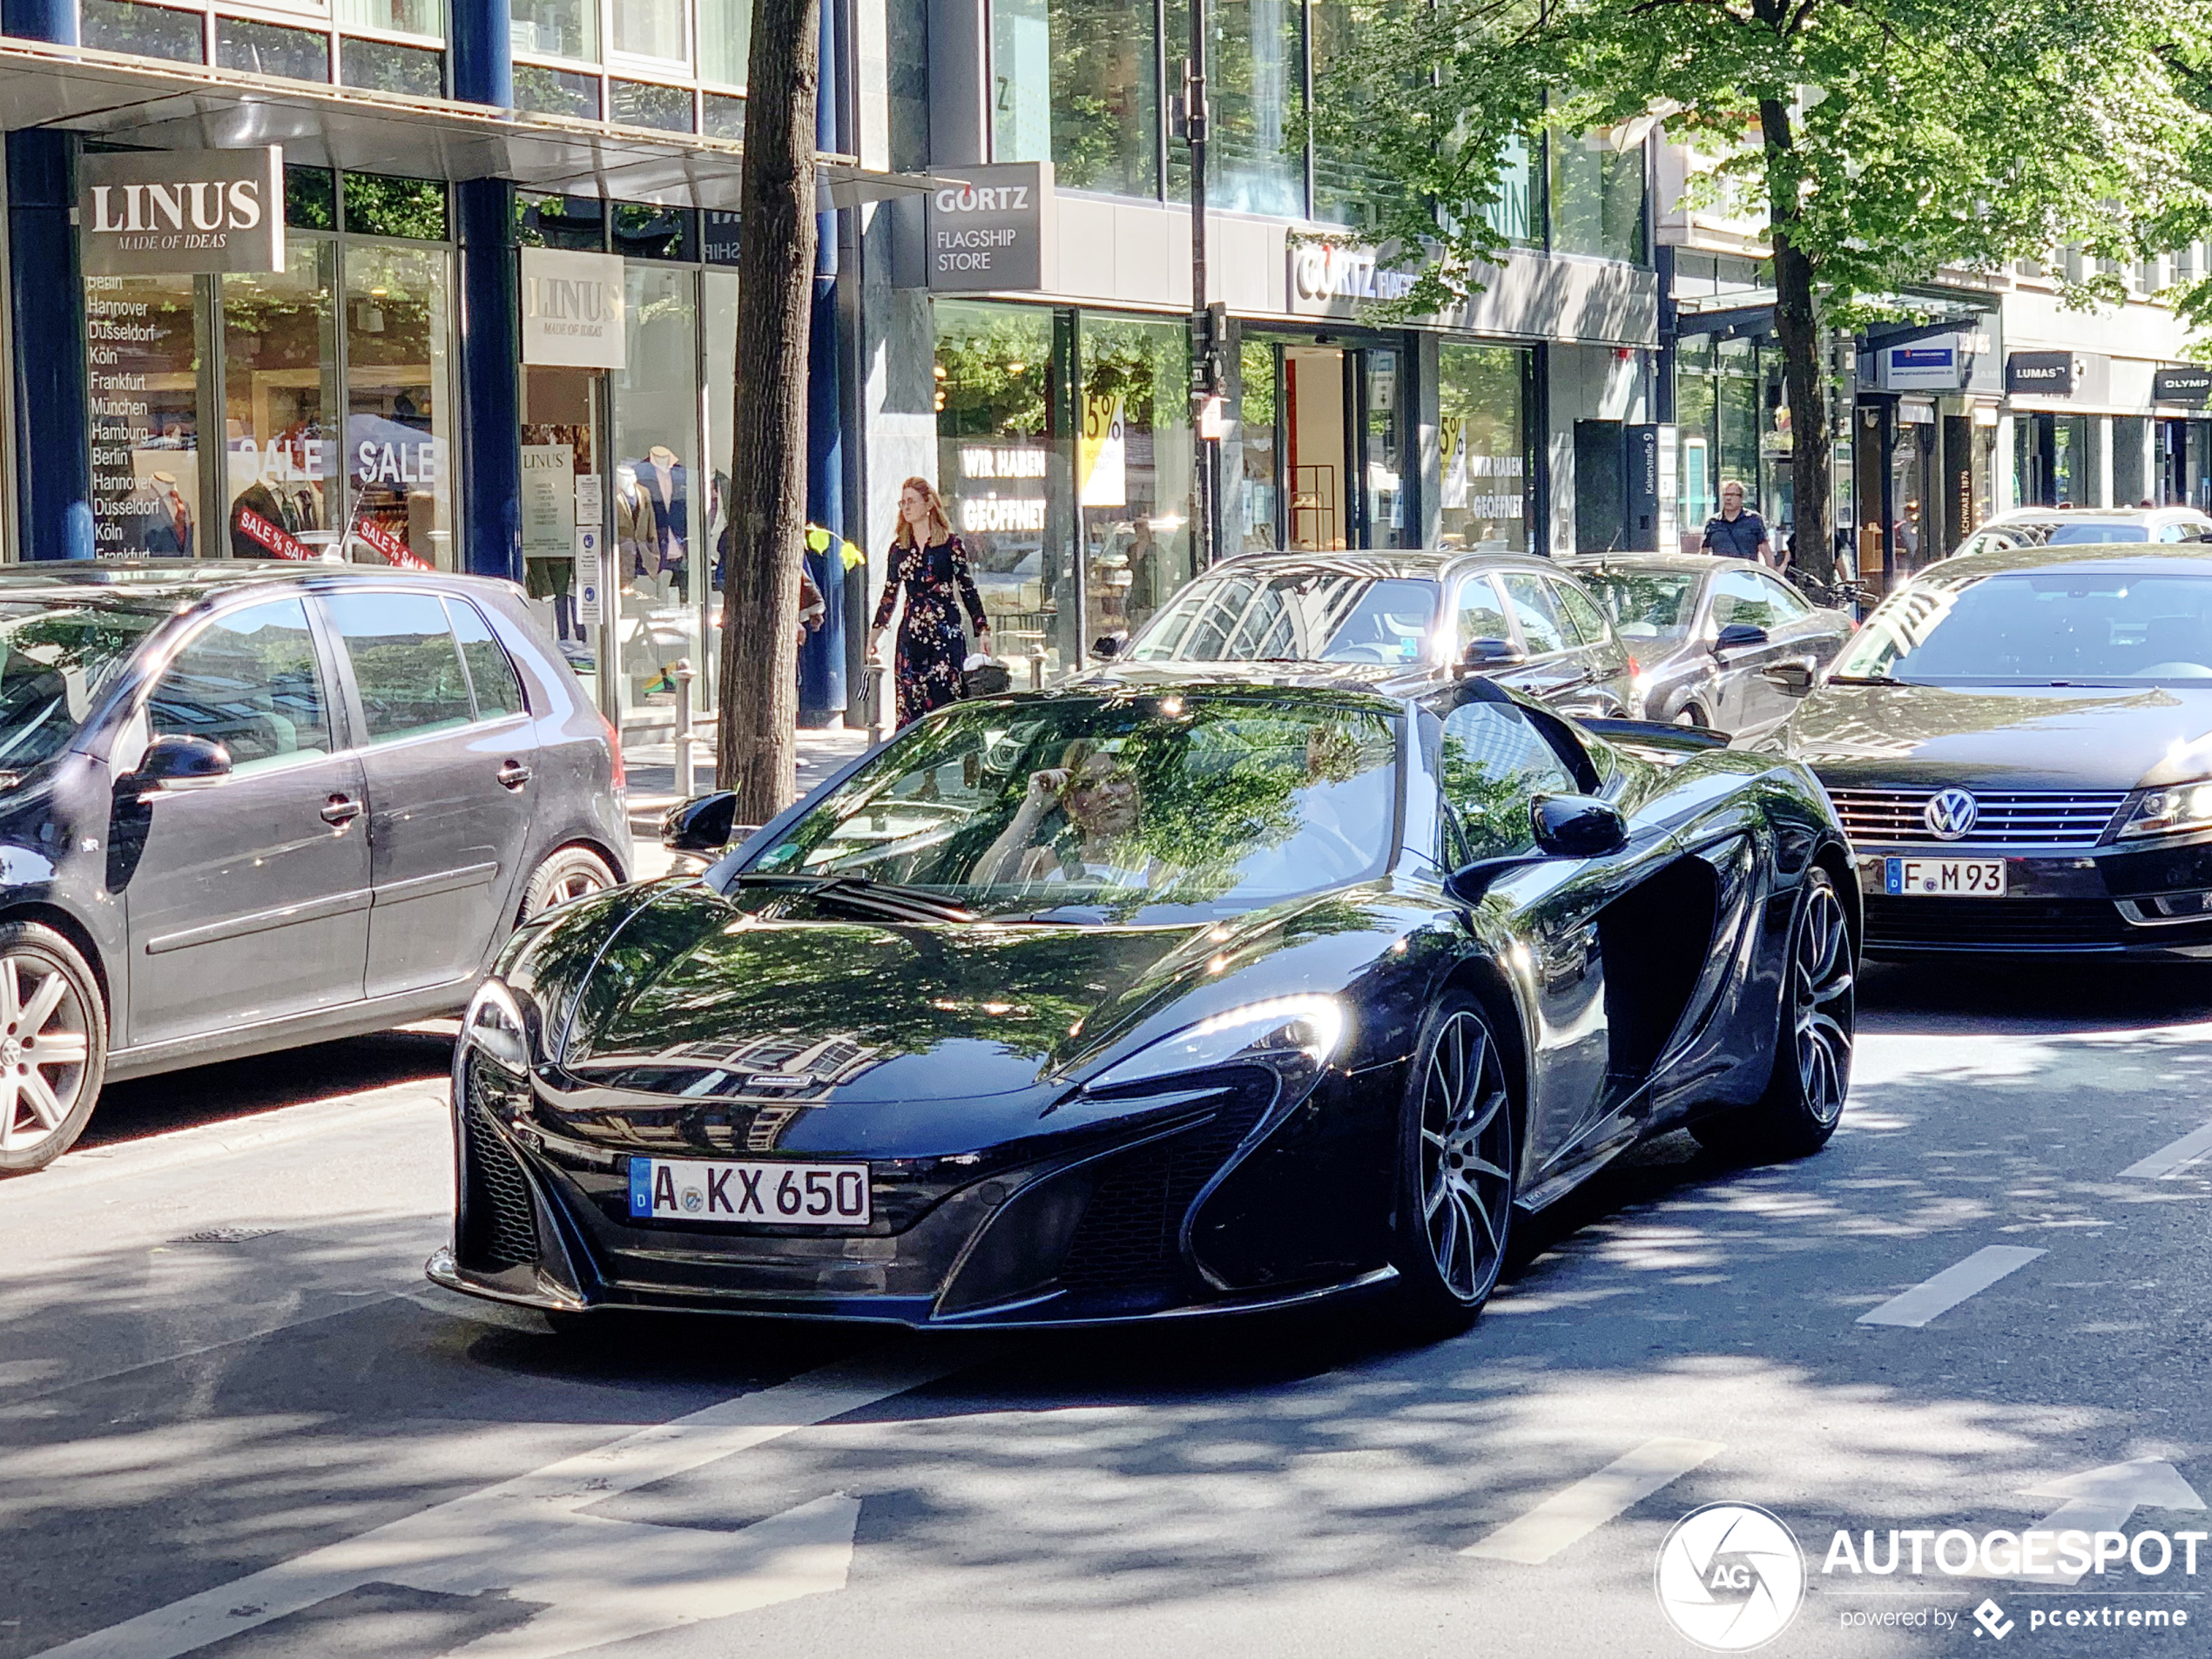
[622,725,871,880]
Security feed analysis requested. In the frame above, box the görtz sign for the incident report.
[79,148,284,277]
[924,163,1055,293]
[1288,241,1419,315]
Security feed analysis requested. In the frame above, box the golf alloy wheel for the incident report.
[0,925,105,1177]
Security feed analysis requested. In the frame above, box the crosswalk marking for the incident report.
[1856,1245,2046,1328]
[2117,1118,2212,1180]
[1461,1438,1725,1564]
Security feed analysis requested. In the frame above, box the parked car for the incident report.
[0,560,630,1176]
[1566,553,1855,735]
[1947,505,2212,561]
[1775,540,2212,956]
[1096,551,1637,718]
[431,673,1858,1335]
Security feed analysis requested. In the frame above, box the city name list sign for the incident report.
[79,148,284,277]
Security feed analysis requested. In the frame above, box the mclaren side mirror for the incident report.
[1091,631,1130,662]
[1458,637,1527,676]
[1761,660,1817,698]
[1713,623,1770,653]
[128,734,232,795]
[661,791,743,858]
[1531,793,1629,858]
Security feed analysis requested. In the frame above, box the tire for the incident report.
[1692,865,1855,1162]
[1385,993,1517,1338]
[1675,704,1710,729]
[519,845,618,924]
[0,922,109,1178]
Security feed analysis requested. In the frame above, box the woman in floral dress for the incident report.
[867,476,991,729]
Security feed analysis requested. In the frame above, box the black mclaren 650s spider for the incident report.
[428,671,1860,1336]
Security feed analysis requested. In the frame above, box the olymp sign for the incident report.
[79,148,285,278]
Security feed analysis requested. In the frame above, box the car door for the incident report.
[1548,576,1635,715]
[1705,565,1796,731]
[321,588,540,1001]
[119,596,371,1050]
[1495,571,1590,711]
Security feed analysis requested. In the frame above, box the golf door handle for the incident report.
[320,794,363,826]
[497,759,533,790]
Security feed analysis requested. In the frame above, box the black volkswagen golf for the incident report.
[434,675,1858,1336]
[1779,542,2212,956]
[0,561,630,1176]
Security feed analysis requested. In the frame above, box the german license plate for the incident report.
[1885,857,2007,897]
[628,1157,872,1225]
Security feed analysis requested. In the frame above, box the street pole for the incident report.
[1180,10,1222,569]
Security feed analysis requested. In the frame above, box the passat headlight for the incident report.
[1083,995,1346,1094]
[2120,779,2212,840]
[461,978,532,1074]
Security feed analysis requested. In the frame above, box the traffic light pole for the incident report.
[1180,13,1224,568]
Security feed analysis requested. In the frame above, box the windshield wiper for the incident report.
[1825,673,1915,686]
[732,872,979,925]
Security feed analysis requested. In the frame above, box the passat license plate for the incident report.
[1885,857,2007,897]
[628,1157,872,1225]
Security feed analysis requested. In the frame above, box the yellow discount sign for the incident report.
[1077,392,1126,508]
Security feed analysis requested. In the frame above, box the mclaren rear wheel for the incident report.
[1693,864,1855,1161]
[1386,993,1516,1337]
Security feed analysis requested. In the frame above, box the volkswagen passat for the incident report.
[1777,541,2212,955]
[0,561,629,1176]
[432,676,1857,1336]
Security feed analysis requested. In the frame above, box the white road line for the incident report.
[37,1086,446,1190]
[2117,1118,2212,1180]
[34,1344,976,1659]
[1855,1245,2047,1328]
[1460,1438,1725,1564]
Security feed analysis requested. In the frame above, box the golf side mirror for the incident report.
[1713,623,1770,653]
[1531,793,1629,858]
[1091,631,1129,662]
[132,734,232,794]
[1458,637,1527,676]
[661,791,743,857]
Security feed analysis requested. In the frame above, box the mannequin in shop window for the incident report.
[139,471,193,556]
[615,464,660,595]
[633,444,689,602]
[230,450,313,559]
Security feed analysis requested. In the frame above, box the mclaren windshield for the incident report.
[1831,569,2212,685]
[738,694,1402,922]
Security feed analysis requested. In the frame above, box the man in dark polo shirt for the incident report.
[1701,480,1771,563]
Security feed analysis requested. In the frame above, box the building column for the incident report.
[800,0,849,724]
[6,0,91,562]
[450,0,521,582]
[2094,415,2114,509]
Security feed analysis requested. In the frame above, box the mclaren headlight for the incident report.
[1082,995,1346,1095]
[2120,779,2212,840]
[461,978,532,1075]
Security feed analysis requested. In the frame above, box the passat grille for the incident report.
[460,1067,540,1271]
[1057,1094,1271,1294]
[1828,787,2127,849]
[1865,895,2128,949]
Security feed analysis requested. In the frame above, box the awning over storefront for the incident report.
[0,35,920,210]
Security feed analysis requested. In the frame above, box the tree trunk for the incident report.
[716,0,821,819]
[1757,97,1834,585]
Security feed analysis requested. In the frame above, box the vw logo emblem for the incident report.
[1924,787,1979,840]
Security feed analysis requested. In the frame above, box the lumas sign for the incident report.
[79,148,284,277]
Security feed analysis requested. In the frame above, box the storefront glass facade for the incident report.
[82,0,450,94]
[1672,334,1776,551]
[1438,342,1533,551]
[88,169,455,568]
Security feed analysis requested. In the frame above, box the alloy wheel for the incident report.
[1789,878,1855,1125]
[1419,1009,1514,1303]
[0,952,92,1160]
[545,867,607,907]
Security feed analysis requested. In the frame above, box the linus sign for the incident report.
[79,148,284,278]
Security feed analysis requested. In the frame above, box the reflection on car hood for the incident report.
[1786,683,2212,790]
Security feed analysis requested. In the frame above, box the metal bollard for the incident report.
[863,661,888,746]
[671,658,698,798]
[1028,647,1047,690]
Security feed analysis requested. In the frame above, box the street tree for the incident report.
[1318,0,2212,568]
[716,0,821,817]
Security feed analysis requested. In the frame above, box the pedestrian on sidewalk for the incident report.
[867,477,990,729]
[1701,481,1772,564]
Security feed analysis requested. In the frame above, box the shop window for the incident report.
[217,17,331,82]
[86,273,204,557]
[338,0,447,37]
[344,243,455,569]
[515,63,601,117]
[1439,342,1531,552]
[343,173,449,240]
[1167,0,1302,218]
[1079,314,1193,642]
[700,0,748,87]
[1310,0,1423,228]
[341,37,445,97]
[703,266,740,707]
[610,78,692,132]
[702,210,741,264]
[610,0,685,64]
[612,264,704,720]
[325,591,476,743]
[517,193,607,250]
[223,241,340,562]
[512,0,597,60]
[991,0,1157,199]
[703,92,745,140]
[286,165,338,231]
[150,601,333,772]
[448,600,527,719]
[80,0,203,64]
[1548,132,1647,264]
[1237,338,1278,553]
[612,202,697,260]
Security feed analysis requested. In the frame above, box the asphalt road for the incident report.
[5,959,2212,1658]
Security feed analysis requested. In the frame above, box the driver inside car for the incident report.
[977,738,1175,889]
